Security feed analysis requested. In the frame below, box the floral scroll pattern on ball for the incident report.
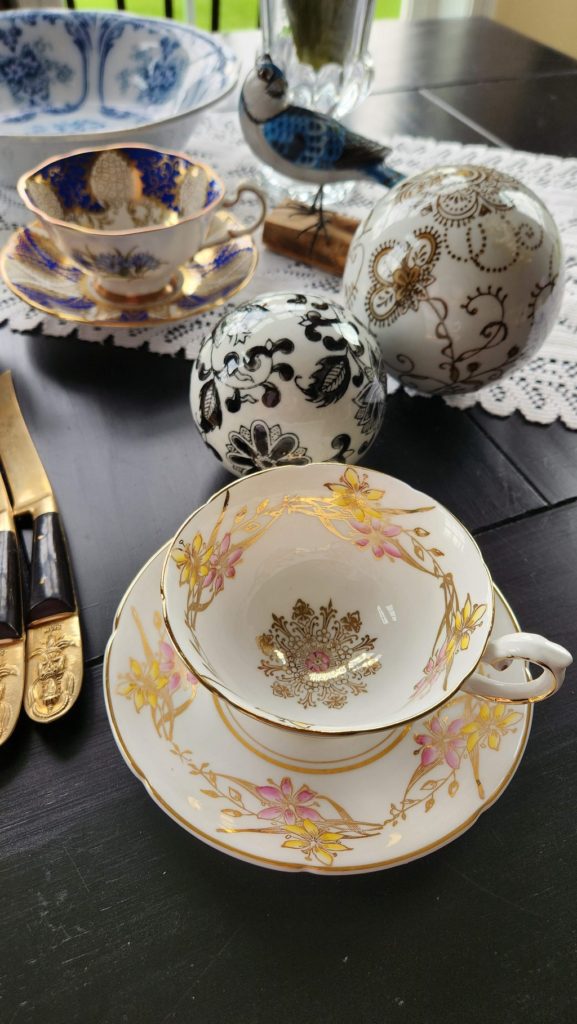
[189,291,386,476]
[342,165,564,396]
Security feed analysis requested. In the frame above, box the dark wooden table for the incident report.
[2,17,577,1024]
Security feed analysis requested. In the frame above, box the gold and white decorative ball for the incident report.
[342,165,564,395]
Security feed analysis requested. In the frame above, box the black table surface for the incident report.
[2,16,577,1024]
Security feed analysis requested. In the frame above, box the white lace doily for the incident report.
[3,113,577,427]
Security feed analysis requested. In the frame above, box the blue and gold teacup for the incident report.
[18,144,266,300]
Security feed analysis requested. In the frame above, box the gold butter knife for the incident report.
[0,470,25,743]
[0,371,82,723]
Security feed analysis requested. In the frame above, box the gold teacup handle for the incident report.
[463,632,572,703]
[221,181,267,238]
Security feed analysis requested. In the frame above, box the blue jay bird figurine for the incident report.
[239,54,404,218]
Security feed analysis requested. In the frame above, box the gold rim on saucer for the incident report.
[0,213,258,328]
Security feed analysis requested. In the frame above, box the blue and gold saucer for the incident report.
[0,212,258,328]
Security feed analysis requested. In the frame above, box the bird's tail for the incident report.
[366,163,406,188]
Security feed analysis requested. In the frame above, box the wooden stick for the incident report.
[262,201,360,277]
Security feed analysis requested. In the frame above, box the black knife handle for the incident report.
[0,530,22,641]
[28,512,75,625]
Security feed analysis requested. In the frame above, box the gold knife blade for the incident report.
[0,470,25,743]
[0,371,83,723]
[0,374,55,518]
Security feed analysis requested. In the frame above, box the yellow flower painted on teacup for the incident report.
[117,609,198,739]
[446,595,487,662]
[325,466,385,522]
[282,818,350,866]
[172,533,213,588]
[118,655,170,712]
[461,702,522,753]
[412,596,488,699]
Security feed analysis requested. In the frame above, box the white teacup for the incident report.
[17,144,266,299]
[161,464,571,735]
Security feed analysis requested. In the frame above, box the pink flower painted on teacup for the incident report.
[255,776,322,824]
[413,643,449,696]
[304,650,331,672]
[203,532,243,592]
[352,520,402,559]
[412,597,487,700]
[158,639,197,692]
[415,715,465,769]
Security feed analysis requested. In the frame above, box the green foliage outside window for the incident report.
[74,0,401,31]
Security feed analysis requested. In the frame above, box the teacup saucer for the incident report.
[0,214,257,328]
[104,544,532,874]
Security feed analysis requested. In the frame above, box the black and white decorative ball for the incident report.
[190,292,386,476]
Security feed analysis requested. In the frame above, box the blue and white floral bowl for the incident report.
[18,144,265,299]
[0,10,238,184]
